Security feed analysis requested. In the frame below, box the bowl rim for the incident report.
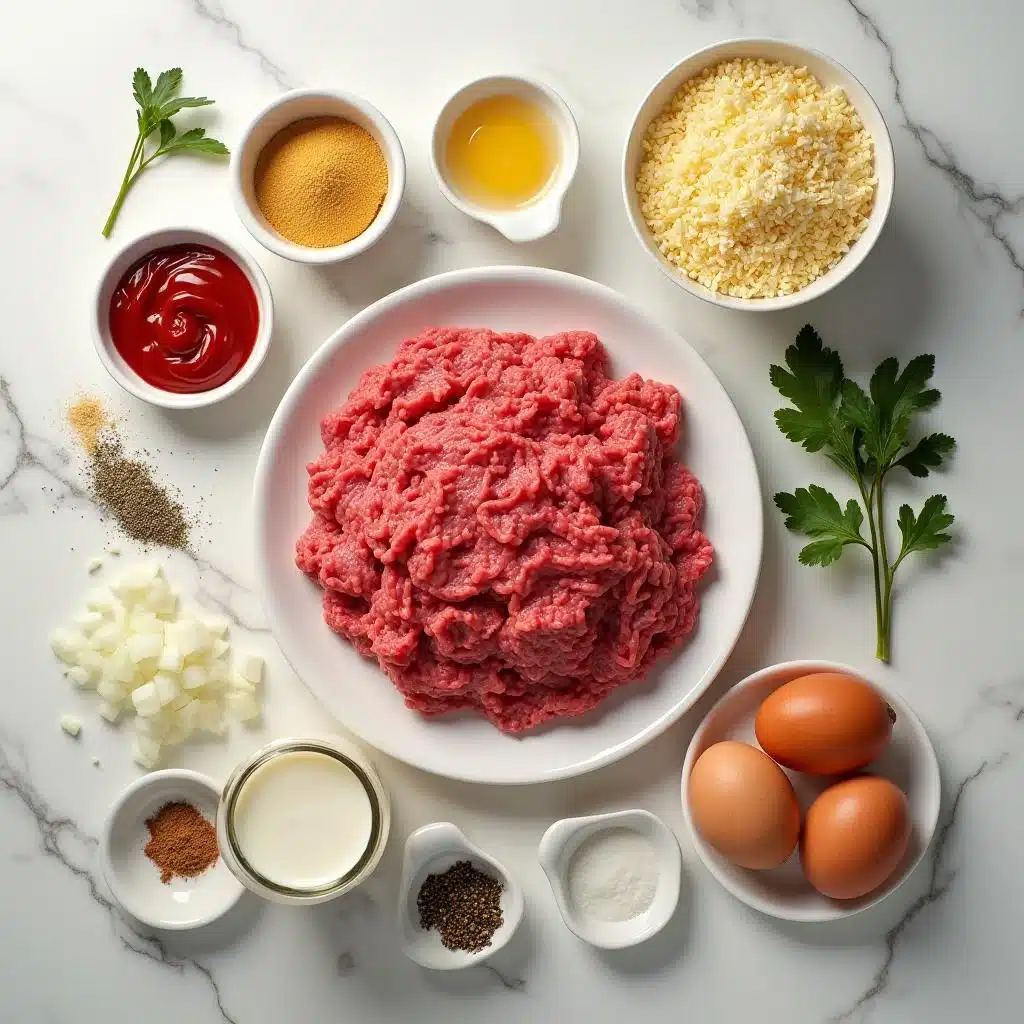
[91,224,274,410]
[230,87,407,265]
[428,73,581,237]
[100,767,244,930]
[680,659,941,922]
[620,37,896,312]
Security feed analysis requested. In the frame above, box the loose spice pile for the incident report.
[90,439,191,550]
[416,860,504,953]
[254,116,388,248]
[144,800,219,884]
[65,396,194,551]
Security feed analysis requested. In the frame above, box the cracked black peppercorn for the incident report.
[416,860,504,953]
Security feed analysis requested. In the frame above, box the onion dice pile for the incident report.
[50,562,264,769]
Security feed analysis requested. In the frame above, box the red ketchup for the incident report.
[109,244,260,394]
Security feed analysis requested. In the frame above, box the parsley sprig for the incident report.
[771,326,955,662]
[102,68,229,238]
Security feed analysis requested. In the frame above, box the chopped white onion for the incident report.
[53,563,264,769]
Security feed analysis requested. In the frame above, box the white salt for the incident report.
[567,827,659,923]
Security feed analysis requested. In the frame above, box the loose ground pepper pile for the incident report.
[417,860,504,953]
[90,439,191,549]
[65,396,194,551]
[144,800,219,884]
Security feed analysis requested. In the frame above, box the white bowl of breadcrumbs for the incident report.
[622,39,894,310]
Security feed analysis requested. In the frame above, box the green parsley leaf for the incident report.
[158,119,176,147]
[774,485,867,566]
[865,354,941,470]
[161,127,229,156]
[132,68,153,111]
[150,68,183,112]
[771,325,859,479]
[157,96,215,122]
[895,433,956,477]
[897,495,955,560]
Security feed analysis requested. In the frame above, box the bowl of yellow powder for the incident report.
[622,39,894,311]
[232,89,406,264]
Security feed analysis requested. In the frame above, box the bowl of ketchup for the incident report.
[94,227,273,409]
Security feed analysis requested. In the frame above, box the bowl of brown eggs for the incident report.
[681,660,941,922]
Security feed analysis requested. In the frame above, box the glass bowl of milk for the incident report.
[217,736,390,904]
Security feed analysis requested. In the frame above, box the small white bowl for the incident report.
[100,769,244,930]
[681,660,941,923]
[397,822,524,970]
[232,88,406,264]
[622,38,895,311]
[538,809,681,949]
[431,75,579,242]
[92,226,273,410]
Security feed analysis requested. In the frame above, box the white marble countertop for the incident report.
[2,0,1023,1020]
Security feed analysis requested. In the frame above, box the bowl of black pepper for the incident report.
[397,821,524,970]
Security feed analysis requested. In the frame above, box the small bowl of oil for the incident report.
[431,75,579,243]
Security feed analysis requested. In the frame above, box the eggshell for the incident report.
[754,672,894,775]
[688,741,801,870]
[801,775,911,900]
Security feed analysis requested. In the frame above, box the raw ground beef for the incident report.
[296,327,713,733]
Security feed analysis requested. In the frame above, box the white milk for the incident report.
[232,750,374,889]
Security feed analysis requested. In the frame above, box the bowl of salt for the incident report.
[538,808,681,949]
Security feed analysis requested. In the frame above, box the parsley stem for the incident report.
[858,476,887,662]
[876,476,893,662]
[102,131,146,238]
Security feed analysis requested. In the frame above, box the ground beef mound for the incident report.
[296,327,713,733]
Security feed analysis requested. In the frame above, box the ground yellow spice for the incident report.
[67,396,110,455]
[254,116,388,248]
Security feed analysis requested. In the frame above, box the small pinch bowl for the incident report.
[93,226,273,410]
[622,38,895,311]
[538,809,681,949]
[681,660,941,923]
[232,88,406,265]
[431,75,579,243]
[100,769,245,930]
[397,822,524,970]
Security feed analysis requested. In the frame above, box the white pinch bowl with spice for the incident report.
[622,38,895,311]
[100,769,244,930]
[397,821,524,970]
[431,74,580,242]
[538,809,681,949]
[681,660,941,923]
[92,225,274,410]
[232,88,406,265]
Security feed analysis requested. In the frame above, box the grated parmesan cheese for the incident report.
[636,58,877,299]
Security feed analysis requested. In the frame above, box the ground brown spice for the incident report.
[144,801,219,884]
[417,860,504,953]
[90,439,190,550]
[67,396,110,455]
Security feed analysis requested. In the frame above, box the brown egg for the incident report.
[755,672,895,775]
[801,775,911,900]
[688,740,801,870]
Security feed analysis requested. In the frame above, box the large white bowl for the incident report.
[622,38,895,311]
[681,660,941,922]
[253,266,762,784]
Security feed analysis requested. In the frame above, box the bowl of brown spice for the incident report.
[232,88,406,264]
[101,769,245,930]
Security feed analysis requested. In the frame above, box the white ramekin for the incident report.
[92,225,274,410]
[231,88,406,265]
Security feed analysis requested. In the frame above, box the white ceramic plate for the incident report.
[254,266,762,784]
[680,661,942,922]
